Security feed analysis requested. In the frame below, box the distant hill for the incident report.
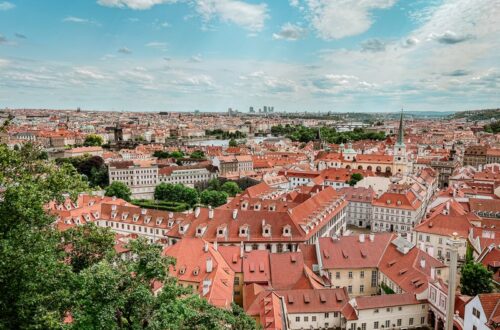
[448,108,500,121]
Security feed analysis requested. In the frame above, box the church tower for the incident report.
[393,110,407,174]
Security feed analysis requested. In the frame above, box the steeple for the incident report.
[397,109,404,145]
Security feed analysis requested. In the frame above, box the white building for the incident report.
[108,160,158,200]
[464,293,500,330]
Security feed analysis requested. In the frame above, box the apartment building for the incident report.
[338,187,374,228]
[108,160,158,199]
[158,163,218,187]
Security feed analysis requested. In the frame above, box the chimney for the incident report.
[194,207,200,218]
[420,257,426,269]
[169,212,173,219]
[232,209,238,220]
[369,233,375,242]
[213,240,218,251]
[403,246,410,254]
[446,201,450,213]
[359,234,365,243]
[208,206,214,219]
[240,241,244,258]
[204,242,209,252]
[206,257,213,273]
[430,267,436,280]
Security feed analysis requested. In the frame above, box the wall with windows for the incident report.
[287,311,342,330]
[464,296,490,330]
[328,268,378,296]
[346,303,428,330]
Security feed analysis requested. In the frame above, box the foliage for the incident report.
[205,129,246,139]
[83,134,103,147]
[154,183,199,207]
[348,173,364,186]
[0,145,258,329]
[61,223,116,273]
[221,181,242,197]
[132,199,188,212]
[270,124,386,144]
[460,261,493,296]
[200,190,228,207]
[153,150,171,159]
[170,150,184,159]
[56,155,109,188]
[228,138,238,147]
[105,181,132,202]
[380,282,395,295]
[190,150,206,159]
[484,120,500,134]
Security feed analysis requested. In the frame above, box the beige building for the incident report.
[108,160,158,200]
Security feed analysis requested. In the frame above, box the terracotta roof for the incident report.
[354,293,422,309]
[318,233,394,269]
[275,287,350,314]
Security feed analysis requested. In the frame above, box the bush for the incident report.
[132,200,188,212]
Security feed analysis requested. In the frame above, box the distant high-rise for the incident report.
[249,106,254,113]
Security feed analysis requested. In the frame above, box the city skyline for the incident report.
[0,0,499,112]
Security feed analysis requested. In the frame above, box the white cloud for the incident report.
[118,47,132,54]
[195,0,269,32]
[74,68,107,80]
[0,1,14,10]
[63,16,101,26]
[273,23,306,41]
[97,0,176,10]
[304,0,396,40]
[146,41,168,50]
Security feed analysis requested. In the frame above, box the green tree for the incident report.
[200,190,228,207]
[460,261,493,296]
[56,155,109,188]
[0,143,88,329]
[207,178,222,191]
[190,150,205,159]
[61,223,116,273]
[105,181,131,202]
[228,138,238,147]
[83,134,103,147]
[153,150,170,159]
[221,181,242,197]
[170,150,184,158]
[155,183,199,206]
[155,182,176,201]
[348,173,364,186]
[0,144,257,330]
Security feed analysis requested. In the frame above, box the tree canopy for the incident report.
[83,134,103,147]
[56,155,109,188]
[0,144,257,329]
[460,261,493,296]
[154,183,199,206]
[271,124,386,144]
[105,181,132,202]
[221,181,242,197]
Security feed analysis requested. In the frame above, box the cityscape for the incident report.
[1,1,500,330]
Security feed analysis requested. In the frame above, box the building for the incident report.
[163,238,235,309]
[63,146,103,158]
[108,160,159,199]
[346,293,429,330]
[463,293,500,330]
[338,187,375,228]
[371,188,423,235]
[464,145,500,167]
[158,163,218,187]
[213,155,253,176]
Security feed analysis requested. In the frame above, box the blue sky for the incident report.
[0,0,499,112]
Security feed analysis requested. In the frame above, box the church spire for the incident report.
[397,109,404,145]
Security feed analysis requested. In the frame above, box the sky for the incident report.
[0,0,499,113]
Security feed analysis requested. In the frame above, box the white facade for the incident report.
[346,200,373,228]
[346,302,428,330]
[372,206,418,235]
[464,296,490,330]
[108,163,158,200]
[287,312,343,330]
[159,167,217,187]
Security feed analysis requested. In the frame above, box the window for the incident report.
[385,320,390,328]
[409,318,413,325]
[324,313,329,318]
[361,323,366,330]
[304,316,308,322]
[350,323,356,330]
[312,316,316,322]
[371,270,377,287]
[473,308,481,318]
[360,285,364,293]
[348,271,353,279]
[421,317,425,324]
[234,277,240,285]
[360,270,365,278]
[374,321,379,329]
[473,326,477,330]
[386,308,391,312]
[334,312,338,317]
[398,306,402,311]
[336,272,340,279]
[295,316,300,322]
[348,285,352,293]
[397,319,402,326]
[374,309,379,314]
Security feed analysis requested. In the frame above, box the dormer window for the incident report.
[283,225,291,237]
[168,220,174,228]
[179,266,186,275]
[193,267,200,276]
[269,204,276,211]
[254,203,261,211]
[111,211,117,219]
[239,225,248,237]
[132,214,139,222]
[122,212,129,220]
[111,204,117,211]
[156,217,163,225]
[141,209,147,215]
[93,212,100,219]
[262,224,271,237]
